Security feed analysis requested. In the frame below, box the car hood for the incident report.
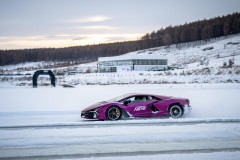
[82,101,109,112]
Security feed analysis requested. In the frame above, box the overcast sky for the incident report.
[0,0,239,49]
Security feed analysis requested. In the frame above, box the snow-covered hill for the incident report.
[130,35,240,68]
[0,34,240,86]
[60,34,240,85]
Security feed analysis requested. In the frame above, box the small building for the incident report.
[97,55,168,72]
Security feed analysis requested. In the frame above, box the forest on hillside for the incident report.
[0,12,240,66]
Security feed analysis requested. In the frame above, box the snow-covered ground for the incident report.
[0,84,240,159]
[1,83,240,117]
[1,123,240,159]
[0,83,240,126]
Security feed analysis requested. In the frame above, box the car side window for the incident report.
[148,96,160,100]
[125,97,135,102]
[124,96,149,103]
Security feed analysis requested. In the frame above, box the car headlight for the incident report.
[89,107,101,117]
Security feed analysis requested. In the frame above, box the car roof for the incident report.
[121,93,160,98]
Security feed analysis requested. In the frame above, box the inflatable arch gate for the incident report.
[32,70,56,87]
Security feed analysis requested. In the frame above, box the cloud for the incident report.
[68,16,111,23]
[0,33,143,49]
[79,26,117,30]
[104,36,127,42]
[71,37,87,41]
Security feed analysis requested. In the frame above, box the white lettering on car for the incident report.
[134,106,147,112]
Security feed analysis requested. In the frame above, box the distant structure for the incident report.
[32,70,56,88]
[97,55,168,72]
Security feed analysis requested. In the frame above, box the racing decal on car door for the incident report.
[134,106,147,112]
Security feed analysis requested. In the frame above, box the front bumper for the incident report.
[81,111,99,119]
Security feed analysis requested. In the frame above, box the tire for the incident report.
[168,104,183,118]
[106,106,122,121]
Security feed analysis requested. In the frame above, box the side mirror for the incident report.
[123,99,131,105]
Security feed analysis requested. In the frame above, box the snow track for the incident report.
[1,146,240,160]
[0,118,240,130]
[1,120,240,159]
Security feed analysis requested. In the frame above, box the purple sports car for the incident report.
[81,93,192,120]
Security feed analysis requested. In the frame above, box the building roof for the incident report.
[98,54,166,62]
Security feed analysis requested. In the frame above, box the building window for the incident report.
[132,59,167,65]
[110,67,116,72]
[98,58,167,72]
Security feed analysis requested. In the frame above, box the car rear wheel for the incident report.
[169,105,183,118]
[106,106,122,120]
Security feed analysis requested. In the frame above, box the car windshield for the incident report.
[107,94,131,102]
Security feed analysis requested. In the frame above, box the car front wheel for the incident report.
[106,106,122,120]
[169,105,183,118]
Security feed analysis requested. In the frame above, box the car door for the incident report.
[123,96,156,117]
